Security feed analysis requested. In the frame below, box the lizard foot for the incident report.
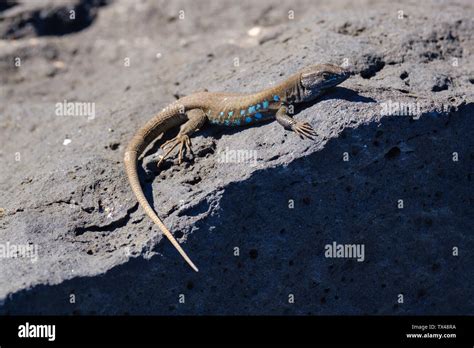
[157,134,193,167]
[292,121,317,140]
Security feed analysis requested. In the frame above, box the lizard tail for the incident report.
[124,146,199,272]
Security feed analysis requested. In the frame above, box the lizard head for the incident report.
[298,64,350,101]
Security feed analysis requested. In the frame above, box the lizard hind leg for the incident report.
[157,108,207,167]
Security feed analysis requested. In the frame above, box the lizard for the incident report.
[124,63,350,272]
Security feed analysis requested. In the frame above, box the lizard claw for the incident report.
[160,138,175,151]
[157,135,193,167]
[292,121,317,140]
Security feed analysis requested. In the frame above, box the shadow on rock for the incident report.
[1,104,473,315]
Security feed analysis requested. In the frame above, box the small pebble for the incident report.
[247,26,262,37]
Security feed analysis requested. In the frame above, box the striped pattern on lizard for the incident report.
[124,63,350,272]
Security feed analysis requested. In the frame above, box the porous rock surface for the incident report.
[0,0,473,314]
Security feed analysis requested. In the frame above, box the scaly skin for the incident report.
[124,64,350,272]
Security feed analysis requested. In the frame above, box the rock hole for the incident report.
[249,249,258,259]
[384,146,401,159]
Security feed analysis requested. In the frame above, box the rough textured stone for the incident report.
[0,0,472,314]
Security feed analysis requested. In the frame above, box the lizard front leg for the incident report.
[275,106,317,140]
[157,108,207,166]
